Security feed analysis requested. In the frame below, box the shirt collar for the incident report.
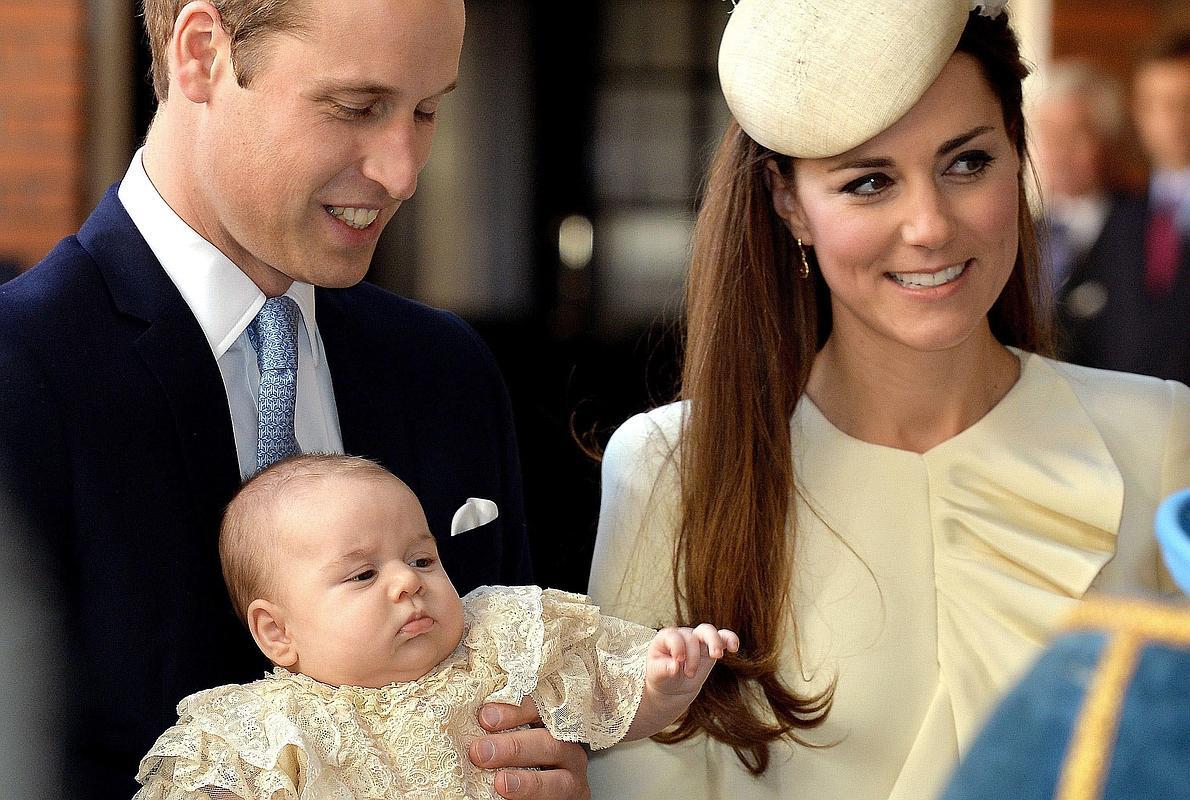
[1150,168,1190,210]
[1047,194,1110,250]
[116,149,322,365]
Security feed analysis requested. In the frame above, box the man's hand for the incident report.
[468,698,590,799]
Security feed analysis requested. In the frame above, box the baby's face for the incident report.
[270,472,465,687]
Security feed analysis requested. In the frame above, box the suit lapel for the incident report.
[316,287,414,471]
[80,187,241,507]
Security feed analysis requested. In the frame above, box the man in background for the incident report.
[1031,59,1137,364]
[1042,36,1190,383]
[0,1,586,797]
[1131,33,1190,385]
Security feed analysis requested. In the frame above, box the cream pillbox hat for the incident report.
[719,0,1007,158]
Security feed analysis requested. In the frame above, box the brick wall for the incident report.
[0,0,86,269]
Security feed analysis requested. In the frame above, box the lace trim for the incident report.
[135,586,654,798]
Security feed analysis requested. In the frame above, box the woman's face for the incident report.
[770,53,1021,357]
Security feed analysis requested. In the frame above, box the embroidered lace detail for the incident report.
[135,586,653,799]
[466,586,653,750]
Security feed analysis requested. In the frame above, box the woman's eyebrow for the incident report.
[827,125,996,173]
[829,156,894,173]
[937,125,994,156]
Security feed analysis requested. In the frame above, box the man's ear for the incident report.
[247,599,298,667]
[170,1,232,104]
[763,159,813,244]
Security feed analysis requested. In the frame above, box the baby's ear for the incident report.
[247,599,298,667]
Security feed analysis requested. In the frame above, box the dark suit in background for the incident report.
[0,187,533,798]
[0,258,20,283]
[1056,192,1190,387]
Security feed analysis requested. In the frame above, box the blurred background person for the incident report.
[939,594,1190,800]
[1131,33,1190,384]
[941,488,1190,800]
[1034,39,1190,385]
[0,487,68,799]
[1030,59,1144,367]
[1032,59,1129,293]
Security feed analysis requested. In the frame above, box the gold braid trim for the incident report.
[1053,629,1142,800]
[1054,598,1190,800]
[1065,597,1190,644]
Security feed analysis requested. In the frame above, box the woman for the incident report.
[588,1,1190,798]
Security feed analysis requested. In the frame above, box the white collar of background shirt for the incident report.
[1150,168,1190,231]
[1047,193,1111,254]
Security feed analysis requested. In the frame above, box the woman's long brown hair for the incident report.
[657,11,1054,774]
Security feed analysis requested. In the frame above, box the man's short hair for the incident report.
[1036,59,1126,141]
[218,453,395,627]
[1139,31,1190,67]
[142,0,310,103]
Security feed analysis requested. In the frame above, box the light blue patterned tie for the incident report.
[247,296,301,471]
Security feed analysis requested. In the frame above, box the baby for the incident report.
[135,453,738,800]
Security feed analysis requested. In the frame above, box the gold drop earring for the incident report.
[796,238,811,279]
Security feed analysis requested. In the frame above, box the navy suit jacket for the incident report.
[1056,192,1190,386]
[0,186,533,798]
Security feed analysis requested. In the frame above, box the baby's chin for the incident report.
[320,645,464,687]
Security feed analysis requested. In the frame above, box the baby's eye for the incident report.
[410,557,436,569]
[349,569,377,583]
[841,173,892,196]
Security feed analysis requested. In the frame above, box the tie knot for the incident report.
[248,296,300,372]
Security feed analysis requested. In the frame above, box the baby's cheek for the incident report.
[445,597,467,649]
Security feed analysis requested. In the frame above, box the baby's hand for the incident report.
[647,623,740,696]
[624,624,742,741]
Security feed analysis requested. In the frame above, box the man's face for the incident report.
[1033,95,1109,199]
[1133,58,1190,171]
[192,0,465,292]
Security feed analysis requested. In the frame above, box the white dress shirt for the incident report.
[1047,193,1111,257]
[1150,168,1190,234]
[118,149,344,478]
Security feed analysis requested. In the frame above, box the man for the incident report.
[0,2,587,797]
[1031,60,1126,293]
[1048,36,1190,384]
[1029,60,1145,364]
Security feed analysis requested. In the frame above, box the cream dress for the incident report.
[135,586,653,800]
[588,353,1190,800]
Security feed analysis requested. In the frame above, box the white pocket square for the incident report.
[451,497,499,536]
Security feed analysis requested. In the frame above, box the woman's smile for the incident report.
[887,259,971,289]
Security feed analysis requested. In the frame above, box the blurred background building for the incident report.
[1,0,1189,592]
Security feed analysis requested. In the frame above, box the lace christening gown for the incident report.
[135,585,653,799]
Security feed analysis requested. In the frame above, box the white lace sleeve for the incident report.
[133,682,321,800]
[463,585,654,750]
